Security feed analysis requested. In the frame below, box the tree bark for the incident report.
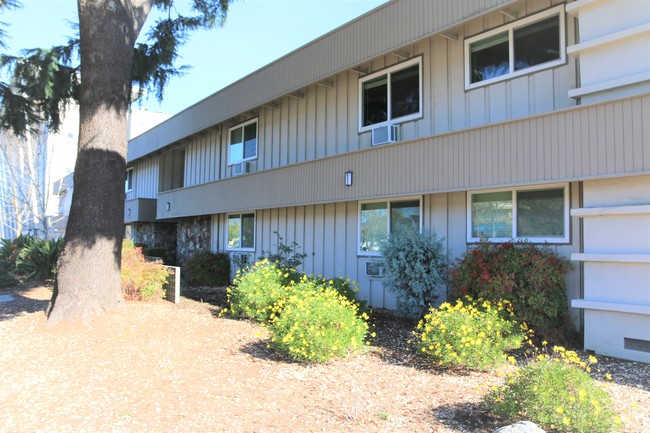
[48,0,152,323]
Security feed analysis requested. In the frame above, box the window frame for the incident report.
[125,168,133,192]
[357,196,423,256]
[228,118,258,167]
[226,212,256,251]
[464,5,566,90]
[466,183,570,244]
[358,56,423,133]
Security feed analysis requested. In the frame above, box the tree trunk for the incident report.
[48,0,151,323]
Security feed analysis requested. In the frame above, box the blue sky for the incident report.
[2,0,387,115]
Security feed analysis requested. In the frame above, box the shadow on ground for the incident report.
[0,288,49,321]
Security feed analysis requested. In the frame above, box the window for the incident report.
[125,168,133,192]
[227,213,255,250]
[359,198,421,254]
[465,6,565,88]
[359,57,422,131]
[159,148,185,192]
[228,119,257,166]
[467,184,569,243]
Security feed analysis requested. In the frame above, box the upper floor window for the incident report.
[359,57,422,131]
[467,184,569,243]
[159,148,185,192]
[227,212,255,250]
[228,119,257,166]
[465,6,565,89]
[125,168,133,192]
[359,197,421,255]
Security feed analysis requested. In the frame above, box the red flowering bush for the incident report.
[121,240,170,301]
[449,241,572,342]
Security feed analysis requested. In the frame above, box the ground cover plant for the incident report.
[381,228,447,320]
[413,297,524,370]
[0,235,64,283]
[449,240,573,342]
[120,240,170,301]
[487,346,622,433]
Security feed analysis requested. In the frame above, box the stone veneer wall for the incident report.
[176,216,211,265]
[130,222,178,265]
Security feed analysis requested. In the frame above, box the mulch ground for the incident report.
[0,285,648,433]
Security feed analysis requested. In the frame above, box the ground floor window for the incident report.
[227,212,255,250]
[467,184,569,243]
[359,197,421,254]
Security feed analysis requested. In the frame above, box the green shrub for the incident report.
[227,259,293,322]
[0,235,32,270]
[183,250,231,287]
[413,298,524,370]
[120,240,170,301]
[0,267,17,288]
[307,275,367,313]
[15,237,64,281]
[267,281,369,363]
[258,232,311,270]
[381,228,447,320]
[449,240,572,342]
[486,350,621,433]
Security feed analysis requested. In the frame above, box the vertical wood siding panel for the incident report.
[313,204,325,275]
[432,36,449,134]
[348,71,359,152]
[277,103,286,168]
[325,83,337,157]
[641,96,650,170]
[293,206,306,270]
[315,86,326,159]
[596,106,607,175]
[323,203,335,277]
[489,83,507,124]
[623,100,634,172]
[632,98,644,172]
[303,205,315,274]
[611,103,623,173]
[287,98,297,165]
[306,87,316,162]
[333,202,347,277]
[345,201,358,283]
[297,96,307,163]
[336,72,348,155]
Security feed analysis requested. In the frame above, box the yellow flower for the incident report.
[556,406,564,414]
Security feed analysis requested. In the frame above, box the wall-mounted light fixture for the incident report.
[127,208,131,216]
[345,170,353,187]
[165,202,171,211]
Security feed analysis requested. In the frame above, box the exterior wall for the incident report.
[128,0,576,187]
[571,175,650,362]
[126,155,159,201]
[176,216,212,265]
[567,0,650,103]
[212,185,581,317]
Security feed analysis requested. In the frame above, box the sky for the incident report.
[2,0,387,116]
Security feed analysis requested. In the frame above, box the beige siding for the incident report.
[128,0,521,161]
[157,94,650,219]
[184,129,220,187]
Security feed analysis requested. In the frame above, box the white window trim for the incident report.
[226,211,256,252]
[357,195,423,256]
[464,5,566,90]
[227,118,258,166]
[125,168,133,192]
[358,57,423,133]
[466,183,570,244]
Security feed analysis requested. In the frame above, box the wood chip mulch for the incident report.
[0,285,648,433]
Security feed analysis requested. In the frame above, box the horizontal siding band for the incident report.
[156,94,650,218]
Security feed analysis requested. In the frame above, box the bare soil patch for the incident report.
[0,285,648,433]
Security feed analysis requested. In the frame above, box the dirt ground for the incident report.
[0,285,648,433]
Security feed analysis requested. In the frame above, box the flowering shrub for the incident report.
[381,228,447,320]
[308,275,366,312]
[227,259,292,322]
[120,240,170,301]
[183,250,231,287]
[449,241,572,342]
[267,280,370,363]
[413,298,524,370]
[486,347,621,433]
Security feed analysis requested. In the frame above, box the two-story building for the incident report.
[125,0,650,362]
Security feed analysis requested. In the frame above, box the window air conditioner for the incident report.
[371,124,399,146]
[365,260,385,277]
[232,162,251,176]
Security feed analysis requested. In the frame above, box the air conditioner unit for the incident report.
[371,124,399,146]
[365,260,385,277]
[232,162,251,176]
